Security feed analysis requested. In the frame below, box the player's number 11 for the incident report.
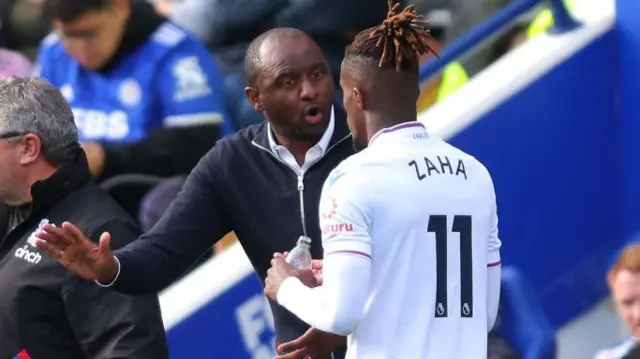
[428,215,473,318]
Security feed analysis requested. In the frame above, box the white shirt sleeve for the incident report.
[277,253,371,335]
[277,169,374,335]
[487,180,502,330]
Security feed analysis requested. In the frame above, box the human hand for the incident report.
[274,327,346,359]
[35,222,118,284]
[273,252,323,287]
[264,257,297,301]
[81,142,105,178]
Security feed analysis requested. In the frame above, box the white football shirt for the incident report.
[278,121,501,359]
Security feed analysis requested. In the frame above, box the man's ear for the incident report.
[353,86,365,111]
[18,133,41,166]
[244,87,264,112]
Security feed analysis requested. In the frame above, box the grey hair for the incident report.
[0,77,78,165]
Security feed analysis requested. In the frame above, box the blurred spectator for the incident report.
[412,0,507,76]
[0,48,33,77]
[0,0,49,59]
[35,0,233,216]
[157,0,387,76]
[527,0,576,39]
[416,22,469,112]
[594,242,640,359]
[489,23,528,63]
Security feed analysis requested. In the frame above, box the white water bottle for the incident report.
[285,236,312,270]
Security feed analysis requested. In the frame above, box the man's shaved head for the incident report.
[244,28,315,86]
[243,28,334,144]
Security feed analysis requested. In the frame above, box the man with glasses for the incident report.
[0,77,167,359]
[35,0,232,218]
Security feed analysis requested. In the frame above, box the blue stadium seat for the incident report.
[497,266,557,359]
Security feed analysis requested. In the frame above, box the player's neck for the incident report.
[366,108,418,140]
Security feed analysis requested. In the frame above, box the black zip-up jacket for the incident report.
[0,149,168,359]
[110,106,354,355]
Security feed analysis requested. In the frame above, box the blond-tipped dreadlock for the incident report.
[346,0,438,72]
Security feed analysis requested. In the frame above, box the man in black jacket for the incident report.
[0,77,167,358]
[38,28,354,358]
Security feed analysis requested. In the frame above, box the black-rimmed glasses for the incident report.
[0,131,25,140]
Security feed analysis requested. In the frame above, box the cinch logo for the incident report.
[15,245,42,264]
[15,219,54,265]
[14,349,31,359]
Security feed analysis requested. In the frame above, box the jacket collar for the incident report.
[252,103,350,150]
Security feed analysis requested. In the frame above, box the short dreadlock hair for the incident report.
[344,0,438,73]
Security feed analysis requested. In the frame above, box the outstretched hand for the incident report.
[35,222,119,284]
[274,327,346,359]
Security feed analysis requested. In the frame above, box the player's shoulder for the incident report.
[325,152,375,191]
[593,337,636,359]
[150,22,208,56]
[434,137,493,181]
[150,22,188,48]
[148,22,217,81]
[37,32,66,59]
[334,149,374,176]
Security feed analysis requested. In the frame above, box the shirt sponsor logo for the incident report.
[15,219,53,265]
[118,78,142,107]
[321,223,354,234]
[72,108,130,140]
[171,56,211,102]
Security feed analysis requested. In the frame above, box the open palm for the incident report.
[35,222,118,283]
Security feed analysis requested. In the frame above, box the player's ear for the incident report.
[353,86,365,111]
[244,86,264,112]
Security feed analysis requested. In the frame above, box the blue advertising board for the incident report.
[167,274,276,359]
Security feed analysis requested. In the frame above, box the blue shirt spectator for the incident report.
[37,23,232,144]
[35,0,232,183]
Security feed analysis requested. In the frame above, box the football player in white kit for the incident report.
[264,1,502,358]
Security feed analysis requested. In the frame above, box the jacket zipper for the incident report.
[251,134,350,238]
